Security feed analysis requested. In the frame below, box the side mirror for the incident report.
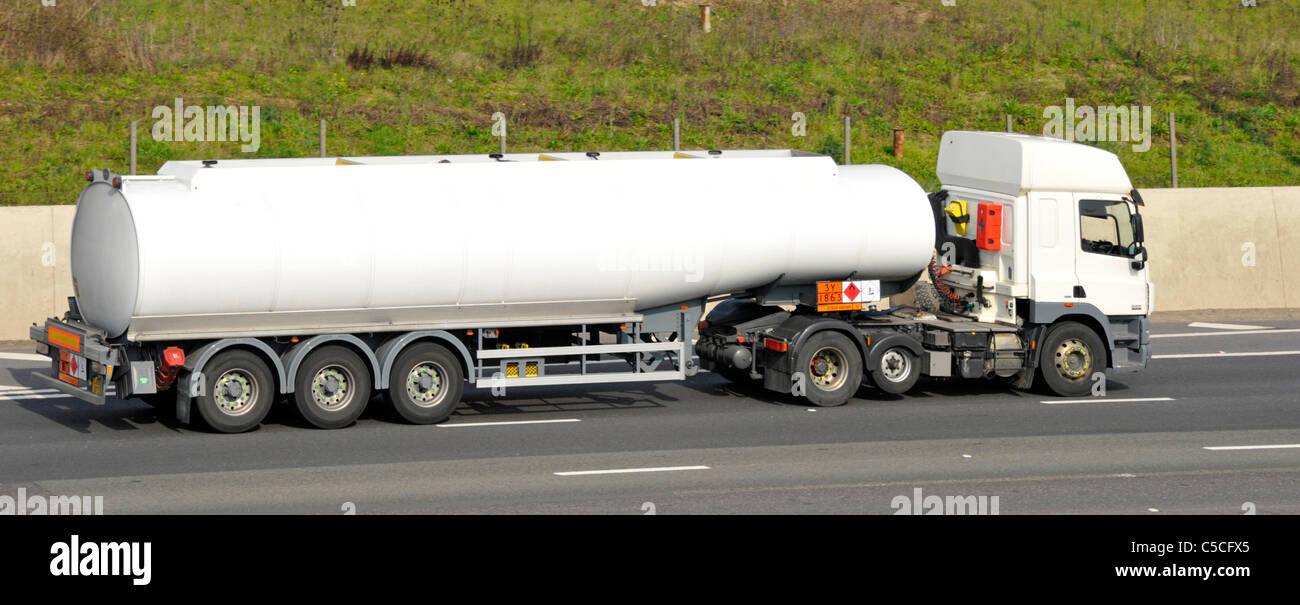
[1132,213,1145,242]
[1129,244,1147,270]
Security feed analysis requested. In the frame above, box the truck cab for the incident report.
[697,131,1154,403]
[931,131,1153,374]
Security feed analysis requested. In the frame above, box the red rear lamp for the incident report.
[84,170,93,182]
[764,338,788,353]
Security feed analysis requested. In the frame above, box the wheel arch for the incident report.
[376,330,474,387]
[768,315,869,373]
[1038,314,1112,369]
[1027,302,1116,369]
[863,333,925,372]
[184,338,289,396]
[280,334,382,395]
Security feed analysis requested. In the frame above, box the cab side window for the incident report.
[1079,199,1135,257]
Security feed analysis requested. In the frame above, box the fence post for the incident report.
[893,128,904,160]
[701,5,711,32]
[320,120,327,158]
[843,115,851,165]
[130,121,137,175]
[1006,115,1013,133]
[1168,112,1178,188]
[673,118,681,151]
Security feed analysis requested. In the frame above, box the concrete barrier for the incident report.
[1,206,74,342]
[1,186,1297,340]
[1141,187,1298,311]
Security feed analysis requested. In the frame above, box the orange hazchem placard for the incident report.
[47,325,81,352]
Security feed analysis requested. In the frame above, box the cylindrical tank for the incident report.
[71,153,935,341]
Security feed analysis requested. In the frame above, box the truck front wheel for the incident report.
[795,332,863,407]
[195,349,275,433]
[387,343,464,424]
[1038,321,1107,397]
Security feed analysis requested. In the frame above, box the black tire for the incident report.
[794,331,863,407]
[294,345,373,429]
[387,343,464,424]
[195,349,275,434]
[869,345,921,395]
[1037,321,1108,397]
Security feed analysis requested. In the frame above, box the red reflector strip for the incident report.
[47,326,81,352]
[764,338,788,352]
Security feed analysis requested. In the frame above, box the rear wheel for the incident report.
[294,345,372,429]
[1037,321,1107,397]
[387,343,464,424]
[795,332,863,407]
[195,349,274,433]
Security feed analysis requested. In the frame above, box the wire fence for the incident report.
[0,111,1184,207]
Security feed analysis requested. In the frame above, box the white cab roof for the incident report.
[936,131,1133,196]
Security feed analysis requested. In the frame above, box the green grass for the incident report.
[1,0,1298,205]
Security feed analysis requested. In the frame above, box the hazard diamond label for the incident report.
[815,280,881,311]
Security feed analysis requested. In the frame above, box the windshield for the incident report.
[1079,199,1138,257]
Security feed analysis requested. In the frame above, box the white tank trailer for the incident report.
[71,151,934,341]
[30,133,1154,433]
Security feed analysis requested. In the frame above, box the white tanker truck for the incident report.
[29,131,1153,433]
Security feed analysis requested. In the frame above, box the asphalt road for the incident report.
[1,318,1297,514]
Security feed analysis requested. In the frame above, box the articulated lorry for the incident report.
[30,131,1152,433]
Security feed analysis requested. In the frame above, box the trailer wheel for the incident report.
[387,343,464,424]
[195,349,274,434]
[294,345,372,429]
[1038,321,1107,397]
[796,332,862,407]
[869,346,920,395]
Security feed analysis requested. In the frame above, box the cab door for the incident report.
[1072,196,1148,316]
[1026,191,1080,304]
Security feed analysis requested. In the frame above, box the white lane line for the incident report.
[1187,321,1272,331]
[438,418,581,428]
[1154,350,1300,359]
[0,353,51,362]
[1152,328,1300,339]
[1041,397,1176,404]
[1203,444,1300,451]
[554,465,711,477]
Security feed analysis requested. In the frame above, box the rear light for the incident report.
[162,346,185,369]
[736,336,744,344]
[84,170,93,182]
[111,176,122,188]
[764,338,788,353]
[697,321,709,331]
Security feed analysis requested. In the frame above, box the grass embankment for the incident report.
[0,0,1297,205]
